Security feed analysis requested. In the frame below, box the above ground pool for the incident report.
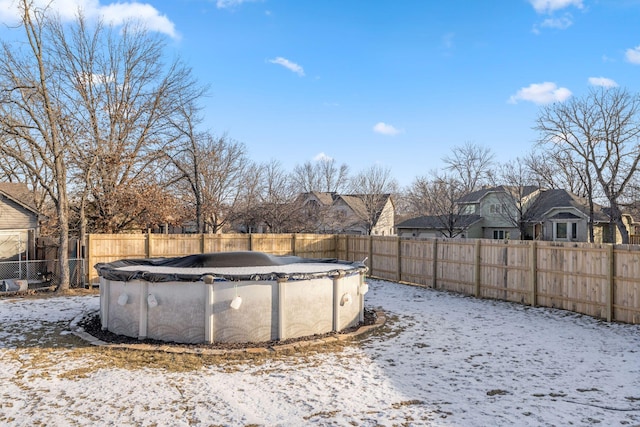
[95,251,368,344]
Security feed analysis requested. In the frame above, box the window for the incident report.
[555,222,578,240]
[461,205,476,214]
[493,230,510,239]
[490,204,507,214]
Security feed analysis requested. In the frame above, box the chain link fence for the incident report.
[0,258,87,291]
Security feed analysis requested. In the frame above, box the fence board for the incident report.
[293,234,336,259]
[86,233,640,324]
[346,236,370,267]
[371,236,398,281]
[399,239,434,287]
[204,234,250,253]
[436,239,475,294]
[480,240,530,304]
[250,233,294,255]
[613,245,640,323]
[148,234,202,258]
[536,242,609,319]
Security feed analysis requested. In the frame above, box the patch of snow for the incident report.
[0,282,638,426]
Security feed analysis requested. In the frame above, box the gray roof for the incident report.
[524,189,610,222]
[0,182,38,213]
[457,185,539,204]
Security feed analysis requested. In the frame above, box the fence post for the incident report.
[147,233,152,258]
[87,234,94,285]
[397,237,402,282]
[345,235,350,261]
[432,239,438,289]
[606,244,615,322]
[530,241,537,307]
[200,234,206,254]
[292,233,297,256]
[369,235,373,276]
[249,233,253,252]
[474,239,481,297]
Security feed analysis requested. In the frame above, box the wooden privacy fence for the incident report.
[87,233,640,324]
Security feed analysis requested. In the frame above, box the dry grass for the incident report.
[4,332,354,384]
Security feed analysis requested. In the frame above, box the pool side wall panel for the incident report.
[146,282,207,343]
[337,274,363,331]
[103,279,142,338]
[281,278,333,340]
[212,281,277,343]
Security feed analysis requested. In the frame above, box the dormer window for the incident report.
[461,205,476,214]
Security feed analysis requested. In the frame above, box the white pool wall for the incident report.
[99,270,364,344]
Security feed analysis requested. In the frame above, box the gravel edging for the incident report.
[69,309,386,356]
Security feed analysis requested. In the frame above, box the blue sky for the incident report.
[2,0,640,187]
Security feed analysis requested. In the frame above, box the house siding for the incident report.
[371,201,395,236]
[0,197,37,229]
[0,193,39,260]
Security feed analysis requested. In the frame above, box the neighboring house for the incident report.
[0,183,40,260]
[397,186,539,240]
[302,192,395,236]
[396,185,632,243]
[522,188,630,243]
[456,185,541,240]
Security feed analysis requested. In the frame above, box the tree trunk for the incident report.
[55,187,71,293]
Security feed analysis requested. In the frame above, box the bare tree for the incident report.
[443,142,495,193]
[259,160,304,233]
[525,149,589,197]
[535,87,640,243]
[406,172,470,238]
[494,158,542,240]
[292,157,349,193]
[348,164,398,234]
[0,2,73,291]
[0,2,203,289]
[405,172,437,217]
[229,161,265,233]
[193,134,248,233]
[61,18,200,234]
[527,145,598,241]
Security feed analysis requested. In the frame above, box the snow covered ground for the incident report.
[1,280,639,426]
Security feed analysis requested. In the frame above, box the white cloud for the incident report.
[0,0,177,38]
[268,57,305,76]
[529,0,583,14]
[508,82,572,105]
[216,0,260,8]
[529,0,582,33]
[540,15,573,29]
[100,3,176,37]
[313,152,332,162]
[625,46,640,64]
[588,77,618,88]
[373,122,402,136]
